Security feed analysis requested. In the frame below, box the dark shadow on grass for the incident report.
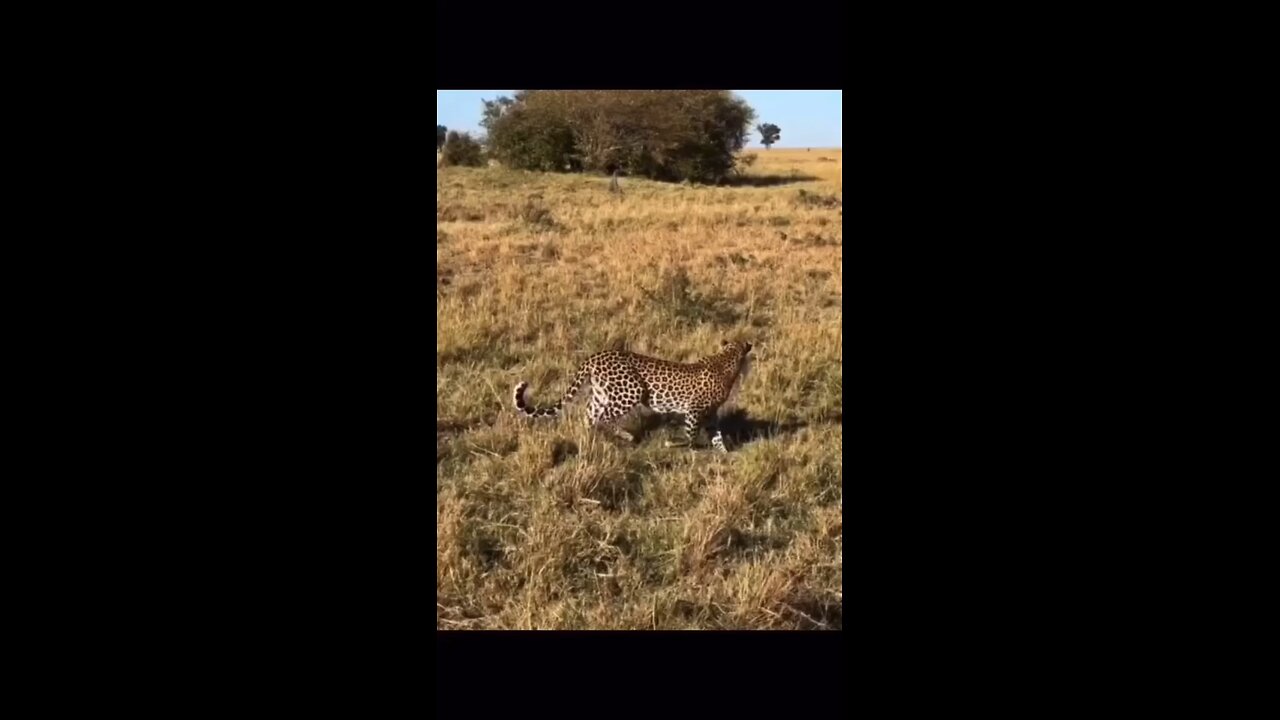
[550,439,579,466]
[781,591,843,630]
[598,469,646,511]
[436,419,466,435]
[436,416,496,435]
[716,408,809,446]
[724,173,822,187]
[732,531,792,558]
[629,408,820,448]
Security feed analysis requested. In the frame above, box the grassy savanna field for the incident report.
[436,148,842,629]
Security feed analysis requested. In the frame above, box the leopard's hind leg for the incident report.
[587,370,644,443]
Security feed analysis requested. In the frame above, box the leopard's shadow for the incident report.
[630,407,812,447]
[717,408,812,445]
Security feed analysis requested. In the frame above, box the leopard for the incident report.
[512,340,753,453]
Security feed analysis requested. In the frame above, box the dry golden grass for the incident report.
[436,148,842,629]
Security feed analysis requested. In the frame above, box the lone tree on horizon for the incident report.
[757,123,781,150]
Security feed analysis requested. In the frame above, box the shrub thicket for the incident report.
[441,131,484,167]
[485,91,755,184]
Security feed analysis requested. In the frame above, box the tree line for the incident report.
[438,91,781,183]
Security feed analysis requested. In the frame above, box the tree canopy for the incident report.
[757,123,781,149]
[484,91,756,183]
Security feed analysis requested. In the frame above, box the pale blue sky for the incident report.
[435,90,841,149]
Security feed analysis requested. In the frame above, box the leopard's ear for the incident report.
[745,342,753,353]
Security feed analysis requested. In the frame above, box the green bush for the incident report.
[441,131,484,167]
[485,91,756,184]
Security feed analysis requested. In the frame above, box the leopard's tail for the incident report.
[513,363,590,418]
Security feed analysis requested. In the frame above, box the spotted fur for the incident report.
[513,340,753,452]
